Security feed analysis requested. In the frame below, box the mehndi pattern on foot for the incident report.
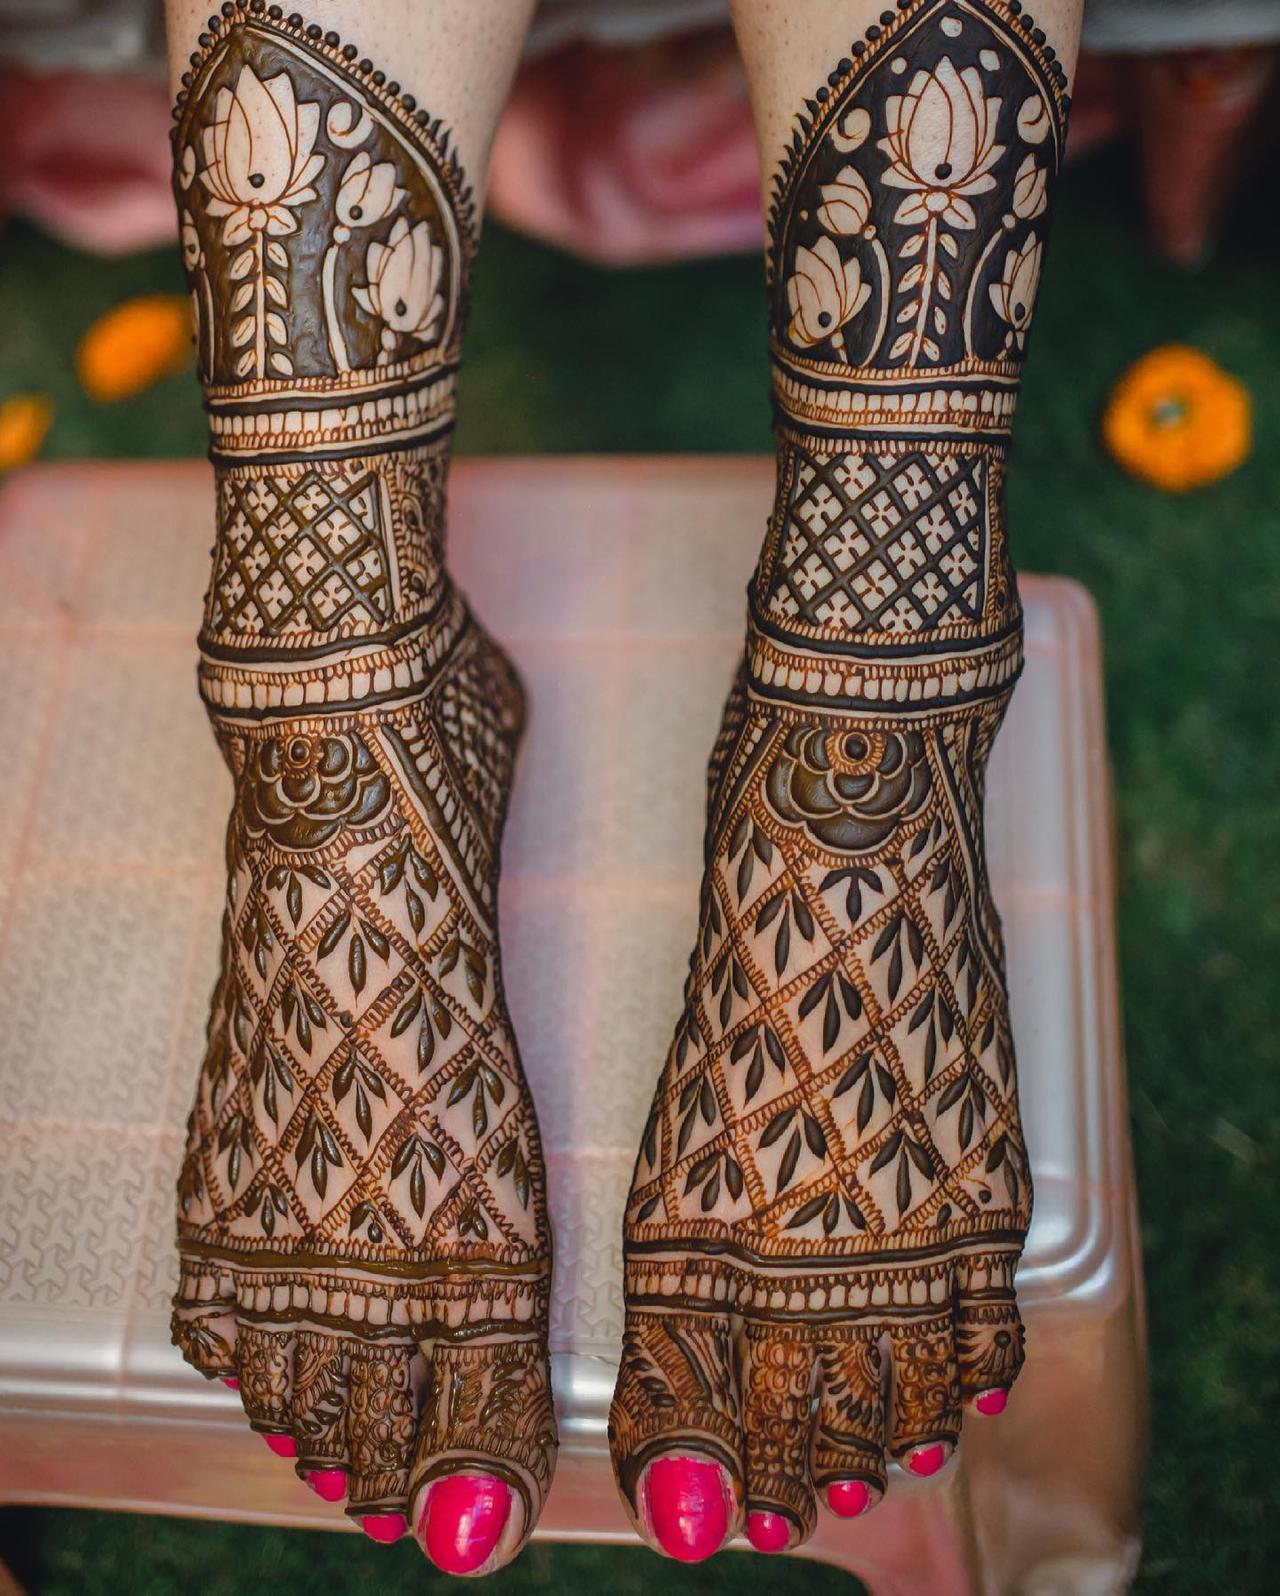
[610,0,1068,1559]
[168,4,556,1568]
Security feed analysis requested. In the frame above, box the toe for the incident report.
[886,1313,961,1469]
[170,1259,238,1380]
[416,1471,512,1575]
[813,1331,887,1511]
[345,1344,417,1518]
[644,1455,735,1563]
[291,1330,350,1479]
[954,1254,1026,1410]
[408,1334,558,1572]
[745,1509,792,1554]
[609,1307,743,1557]
[361,1512,409,1544]
[233,1322,295,1444]
[738,1321,818,1548]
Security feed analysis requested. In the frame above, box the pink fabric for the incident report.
[0,45,1125,267]
[489,33,763,264]
[0,70,176,256]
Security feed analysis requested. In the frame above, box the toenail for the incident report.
[906,1443,949,1478]
[974,1387,1009,1417]
[746,1510,791,1553]
[221,1377,239,1390]
[362,1513,408,1544]
[644,1455,731,1563]
[417,1472,512,1575]
[826,1479,877,1518]
[263,1433,297,1459]
[305,1468,347,1502]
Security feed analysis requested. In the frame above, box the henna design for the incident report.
[169,2,556,1540]
[611,0,1066,1538]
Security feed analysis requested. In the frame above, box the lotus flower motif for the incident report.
[353,216,446,356]
[201,66,323,247]
[990,234,1043,349]
[878,57,1004,230]
[786,236,871,352]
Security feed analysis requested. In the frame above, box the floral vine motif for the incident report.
[879,56,1003,365]
[764,725,932,852]
[200,65,323,378]
[244,731,392,850]
[353,217,446,363]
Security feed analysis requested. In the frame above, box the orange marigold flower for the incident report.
[77,294,193,403]
[0,393,53,473]
[1103,345,1251,493]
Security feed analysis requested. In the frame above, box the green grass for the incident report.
[1,146,1278,1592]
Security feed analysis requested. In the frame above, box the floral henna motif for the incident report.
[612,0,1067,1549]
[169,2,556,1547]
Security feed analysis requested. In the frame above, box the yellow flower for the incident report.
[0,394,53,472]
[1103,346,1251,493]
[77,295,193,402]
[201,65,323,246]
[879,57,1004,230]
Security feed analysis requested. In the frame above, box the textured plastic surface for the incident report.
[0,460,1144,1593]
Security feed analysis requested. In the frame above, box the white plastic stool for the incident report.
[0,459,1145,1593]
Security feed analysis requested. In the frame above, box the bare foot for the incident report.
[609,0,1070,1559]
[169,6,555,1572]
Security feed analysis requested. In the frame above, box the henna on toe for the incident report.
[610,0,1069,1553]
[167,3,556,1561]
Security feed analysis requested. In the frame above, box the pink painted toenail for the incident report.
[306,1468,347,1502]
[907,1443,948,1477]
[417,1472,512,1575]
[222,1377,239,1390]
[263,1433,297,1459]
[974,1387,1009,1417]
[826,1479,876,1518]
[644,1455,731,1563]
[746,1510,790,1553]
[362,1513,408,1544]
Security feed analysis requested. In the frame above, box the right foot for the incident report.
[608,0,1069,1560]
[169,8,555,1573]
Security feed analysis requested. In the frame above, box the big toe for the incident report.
[644,1455,734,1563]
[417,1472,512,1576]
[609,1305,744,1558]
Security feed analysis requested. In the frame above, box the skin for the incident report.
[163,1,555,1573]
[609,0,1085,1560]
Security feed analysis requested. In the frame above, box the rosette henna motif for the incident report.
[610,0,1068,1560]
[168,4,555,1571]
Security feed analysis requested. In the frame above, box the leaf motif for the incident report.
[759,1107,796,1148]
[317,913,349,961]
[235,349,254,378]
[822,989,840,1052]
[906,918,925,967]
[266,239,288,269]
[775,916,791,976]
[391,990,422,1037]
[362,920,391,961]
[900,261,925,291]
[229,247,255,279]
[232,315,254,347]
[872,917,899,963]
[724,1156,743,1200]
[745,1050,764,1103]
[756,893,784,931]
[896,1153,912,1215]
[803,1112,827,1158]
[833,1054,869,1097]
[959,1098,975,1148]
[699,1077,717,1125]
[787,1192,829,1230]
[857,1073,875,1133]
[265,311,287,344]
[349,933,366,994]
[776,1130,801,1195]
[355,1081,372,1140]
[700,1173,720,1212]
[764,1029,786,1073]
[286,874,302,927]
[939,232,959,258]
[798,973,830,1021]
[417,1019,434,1073]
[265,275,288,307]
[410,1160,426,1217]
[888,942,903,1000]
[230,280,254,314]
[870,1129,902,1174]
[406,888,425,934]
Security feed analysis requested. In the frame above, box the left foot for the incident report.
[609,0,1069,1559]
[168,7,556,1570]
